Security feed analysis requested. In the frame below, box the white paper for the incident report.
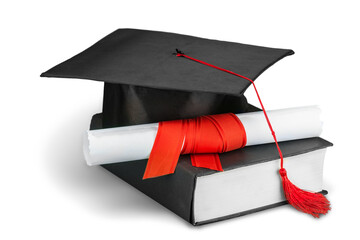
[83,106,323,166]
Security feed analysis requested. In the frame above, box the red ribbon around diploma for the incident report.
[143,113,247,179]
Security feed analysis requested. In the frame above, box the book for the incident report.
[90,112,332,225]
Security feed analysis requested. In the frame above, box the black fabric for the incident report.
[90,113,332,225]
[102,83,251,127]
[41,28,294,96]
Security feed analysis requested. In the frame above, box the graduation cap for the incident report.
[41,29,329,217]
[41,28,294,127]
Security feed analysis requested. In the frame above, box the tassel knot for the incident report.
[279,168,287,177]
[175,48,184,57]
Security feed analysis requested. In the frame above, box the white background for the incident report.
[1,0,359,239]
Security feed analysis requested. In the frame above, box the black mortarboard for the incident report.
[41,28,294,127]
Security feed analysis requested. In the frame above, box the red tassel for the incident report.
[279,168,331,218]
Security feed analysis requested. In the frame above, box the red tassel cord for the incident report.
[175,49,331,217]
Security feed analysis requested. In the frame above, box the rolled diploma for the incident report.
[84,106,322,166]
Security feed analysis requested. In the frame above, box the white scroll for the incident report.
[83,106,322,166]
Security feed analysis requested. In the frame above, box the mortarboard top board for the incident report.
[41,28,294,95]
[41,28,294,127]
